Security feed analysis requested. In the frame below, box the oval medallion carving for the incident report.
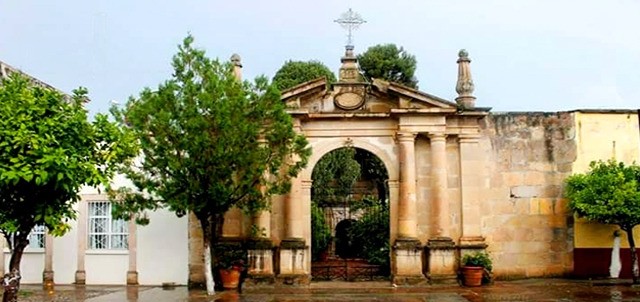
[334,92,364,110]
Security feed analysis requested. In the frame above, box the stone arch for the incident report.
[300,137,399,183]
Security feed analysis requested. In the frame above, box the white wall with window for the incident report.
[3,225,46,283]
[2,183,189,285]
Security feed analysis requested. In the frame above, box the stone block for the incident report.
[504,173,525,186]
[529,198,540,214]
[524,171,545,185]
[510,186,543,198]
[539,198,554,215]
[554,198,568,214]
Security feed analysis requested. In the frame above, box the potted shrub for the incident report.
[214,241,247,290]
[461,251,492,287]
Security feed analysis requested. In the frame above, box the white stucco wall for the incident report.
[85,253,128,284]
[3,249,44,284]
[52,220,78,284]
[138,209,189,285]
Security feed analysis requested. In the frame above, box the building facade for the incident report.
[2,49,639,285]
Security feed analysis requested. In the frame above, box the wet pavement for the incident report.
[13,279,640,301]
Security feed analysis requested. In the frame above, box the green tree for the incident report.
[357,44,418,88]
[565,160,640,284]
[272,60,336,91]
[311,147,361,207]
[109,36,310,295]
[0,74,136,302]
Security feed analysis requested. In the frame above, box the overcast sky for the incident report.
[1,0,639,115]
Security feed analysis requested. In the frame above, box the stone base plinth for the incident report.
[392,237,425,284]
[74,270,86,285]
[426,237,456,283]
[127,270,139,285]
[43,270,54,289]
[275,274,310,286]
[247,238,274,276]
[244,273,276,288]
[279,238,308,275]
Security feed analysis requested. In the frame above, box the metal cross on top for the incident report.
[334,8,366,47]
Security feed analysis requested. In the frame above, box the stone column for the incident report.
[75,200,87,284]
[459,135,486,250]
[43,232,54,286]
[392,131,425,285]
[426,132,457,284]
[126,219,138,285]
[278,175,309,285]
[429,133,450,238]
[397,131,418,238]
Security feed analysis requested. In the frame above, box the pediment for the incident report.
[281,77,481,116]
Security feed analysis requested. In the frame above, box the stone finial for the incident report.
[339,45,362,82]
[230,53,242,81]
[455,49,476,109]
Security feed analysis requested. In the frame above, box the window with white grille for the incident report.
[28,225,45,249]
[88,201,128,250]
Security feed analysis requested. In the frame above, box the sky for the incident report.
[1,0,639,115]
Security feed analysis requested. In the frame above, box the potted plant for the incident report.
[461,251,492,287]
[214,241,247,290]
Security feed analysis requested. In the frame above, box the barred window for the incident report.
[28,225,45,249]
[88,201,128,250]
[7,225,45,250]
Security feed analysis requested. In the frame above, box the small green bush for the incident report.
[461,252,492,271]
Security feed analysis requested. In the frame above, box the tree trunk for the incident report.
[201,217,216,295]
[3,238,27,302]
[625,227,640,284]
[203,239,215,295]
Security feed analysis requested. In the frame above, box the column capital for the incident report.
[301,179,312,190]
[396,131,417,142]
[387,180,399,189]
[428,132,447,141]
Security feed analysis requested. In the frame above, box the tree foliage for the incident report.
[272,60,336,91]
[311,202,331,261]
[109,36,310,294]
[566,160,640,283]
[0,74,136,301]
[357,44,418,88]
[311,147,361,207]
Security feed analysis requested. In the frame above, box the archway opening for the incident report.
[310,146,390,280]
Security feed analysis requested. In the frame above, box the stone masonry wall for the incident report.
[480,112,576,279]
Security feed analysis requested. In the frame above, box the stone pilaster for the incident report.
[75,200,87,285]
[427,133,457,283]
[392,131,425,284]
[278,176,309,285]
[43,232,54,286]
[459,135,487,251]
[126,219,138,285]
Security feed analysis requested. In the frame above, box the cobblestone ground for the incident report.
[11,279,640,301]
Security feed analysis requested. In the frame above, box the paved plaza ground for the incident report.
[13,279,640,301]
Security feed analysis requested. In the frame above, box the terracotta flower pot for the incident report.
[462,266,483,287]
[219,268,241,289]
